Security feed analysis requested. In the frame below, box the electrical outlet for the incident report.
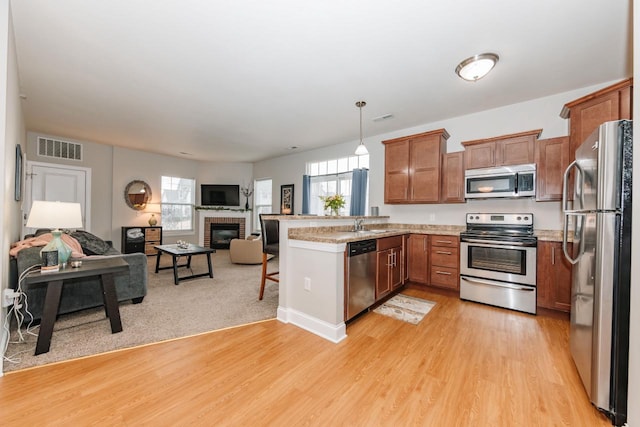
[2,289,20,308]
[304,277,311,291]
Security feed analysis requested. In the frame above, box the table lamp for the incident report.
[145,203,161,226]
[26,201,84,266]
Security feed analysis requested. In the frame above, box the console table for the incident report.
[24,257,129,355]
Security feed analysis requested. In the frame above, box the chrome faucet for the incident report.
[354,218,365,231]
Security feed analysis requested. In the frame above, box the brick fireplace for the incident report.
[203,216,246,248]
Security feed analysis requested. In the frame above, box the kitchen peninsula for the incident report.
[268,215,463,343]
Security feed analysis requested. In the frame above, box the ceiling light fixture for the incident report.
[455,53,499,82]
[354,101,368,156]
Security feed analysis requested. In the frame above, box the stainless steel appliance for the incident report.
[562,119,632,426]
[346,239,377,321]
[464,163,536,199]
[460,213,537,314]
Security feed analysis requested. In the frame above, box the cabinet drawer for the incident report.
[430,266,459,289]
[145,227,161,240]
[430,235,458,247]
[377,236,403,251]
[430,247,459,268]
[145,244,158,255]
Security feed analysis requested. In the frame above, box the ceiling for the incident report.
[9,0,632,163]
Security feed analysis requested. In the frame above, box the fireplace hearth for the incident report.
[209,223,240,249]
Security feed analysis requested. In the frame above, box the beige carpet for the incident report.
[4,250,279,372]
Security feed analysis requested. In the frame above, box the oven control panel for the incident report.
[466,213,533,226]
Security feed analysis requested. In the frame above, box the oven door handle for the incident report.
[461,239,535,249]
[461,277,535,292]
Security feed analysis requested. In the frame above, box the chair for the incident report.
[259,214,279,300]
[229,235,264,265]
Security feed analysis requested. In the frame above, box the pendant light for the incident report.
[354,101,368,155]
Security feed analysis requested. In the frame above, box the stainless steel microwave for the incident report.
[464,163,536,199]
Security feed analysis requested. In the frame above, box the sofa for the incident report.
[10,230,148,322]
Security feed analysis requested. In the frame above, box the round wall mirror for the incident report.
[124,180,152,210]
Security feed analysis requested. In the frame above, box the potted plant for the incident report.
[320,194,346,216]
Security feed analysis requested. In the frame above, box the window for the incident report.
[161,176,195,233]
[253,178,272,231]
[306,155,369,216]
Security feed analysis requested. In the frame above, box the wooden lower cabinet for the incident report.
[407,234,429,284]
[376,236,403,300]
[429,235,459,290]
[407,234,460,290]
[536,241,572,312]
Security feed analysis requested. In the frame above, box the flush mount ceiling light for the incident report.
[455,53,499,82]
[354,101,368,156]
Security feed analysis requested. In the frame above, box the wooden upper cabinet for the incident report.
[383,129,449,204]
[384,140,410,202]
[441,151,465,203]
[561,78,632,156]
[536,136,570,202]
[461,129,541,170]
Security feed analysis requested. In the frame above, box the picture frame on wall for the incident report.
[15,144,22,201]
[280,184,294,215]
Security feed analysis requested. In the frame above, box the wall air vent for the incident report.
[37,137,83,161]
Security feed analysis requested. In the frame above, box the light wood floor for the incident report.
[0,285,611,426]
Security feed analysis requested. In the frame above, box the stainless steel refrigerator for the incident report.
[562,119,632,426]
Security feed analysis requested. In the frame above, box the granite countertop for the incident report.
[288,223,565,244]
[289,223,464,244]
[534,230,564,242]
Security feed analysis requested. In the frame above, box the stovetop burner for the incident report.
[461,213,536,244]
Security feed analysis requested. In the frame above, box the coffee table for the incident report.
[23,257,129,355]
[154,244,216,285]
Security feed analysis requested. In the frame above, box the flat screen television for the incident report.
[201,184,240,206]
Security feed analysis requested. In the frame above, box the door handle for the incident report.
[435,271,452,275]
[436,251,452,255]
[461,276,534,292]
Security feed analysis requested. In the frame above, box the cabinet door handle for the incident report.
[387,252,393,267]
[551,246,555,265]
[435,270,452,275]
[423,238,427,252]
[436,251,452,255]
[435,240,452,244]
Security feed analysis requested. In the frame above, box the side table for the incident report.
[23,257,130,355]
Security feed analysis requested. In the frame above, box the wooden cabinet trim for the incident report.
[560,77,633,118]
[382,128,450,145]
[460,129,542,147]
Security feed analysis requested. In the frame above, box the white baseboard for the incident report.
[277,306,346,343]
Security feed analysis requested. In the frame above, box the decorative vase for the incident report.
[331,207,339,216]
[245,200,250,210]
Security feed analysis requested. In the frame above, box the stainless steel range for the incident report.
[459,213,537,314]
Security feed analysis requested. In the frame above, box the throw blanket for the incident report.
[10,233,86,258]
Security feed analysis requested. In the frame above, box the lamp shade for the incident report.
[26,201,84,230]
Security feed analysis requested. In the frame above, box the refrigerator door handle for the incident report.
[563,213,582,265]
[562,160,584,212]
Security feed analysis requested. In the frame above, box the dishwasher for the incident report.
[346,239,377,321]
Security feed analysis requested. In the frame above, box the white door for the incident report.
[23,161,92,237]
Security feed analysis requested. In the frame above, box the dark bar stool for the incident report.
[259,214,279,300]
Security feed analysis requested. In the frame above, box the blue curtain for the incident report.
[302,175,311,214]
[350,168,368,216]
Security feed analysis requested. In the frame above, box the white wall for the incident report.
[1,0,26,374]
[254,81,618,230]
[25,132,114,238]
